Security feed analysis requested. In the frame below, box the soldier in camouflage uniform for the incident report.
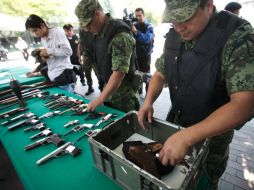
[138,0,254,189]
[75,0,141,113]
[79,30,96,95]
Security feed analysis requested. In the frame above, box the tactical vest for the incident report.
[94,18,136,83]
[165,11,247,127]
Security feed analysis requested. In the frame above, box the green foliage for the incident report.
[0,0,67,25]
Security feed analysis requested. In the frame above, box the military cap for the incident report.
[162,0,201,23]
[75,0,102,27]
[224,2,242,12]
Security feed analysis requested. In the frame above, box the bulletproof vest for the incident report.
[95,18,136,83]
[165,11,247,127]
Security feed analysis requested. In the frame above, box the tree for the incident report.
[0,0,67,25]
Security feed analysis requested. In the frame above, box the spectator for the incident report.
[225,2,242,16]
[25,14,76,92]
[63,24,86,86]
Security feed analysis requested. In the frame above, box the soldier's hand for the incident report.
[86,98,103,112]
[138,103,153,130]
[159,130,190,166]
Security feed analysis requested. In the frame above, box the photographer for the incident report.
[131,8,154,94]
[25,14,76,93]
[26,49,50,81]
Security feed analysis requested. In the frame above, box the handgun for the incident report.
[25,134,65,151]
[24,123,46,132]
[36,142,81,165]
[30,128,53,140]
[8,116,39,131]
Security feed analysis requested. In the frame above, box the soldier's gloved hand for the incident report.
[138,103,154,130]
[86,98,103,112]
[159,130,191,166]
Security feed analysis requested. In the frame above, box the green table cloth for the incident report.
[0,66,45,91]
[0,87,123,190]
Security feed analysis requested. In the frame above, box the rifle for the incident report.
[24,123,46,132]
[0,89,40,103]
[0,81,53,97]
[25,134,65,151]
[30,128,53,140]
[0,91,49,105]
[1,112,35,126]
[8,116,40,131]
[36,142,81,165]
[0,107,28,119]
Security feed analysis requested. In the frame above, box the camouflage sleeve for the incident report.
[222,23,254,94]
[155,53,167,75]
[109,32,135,73]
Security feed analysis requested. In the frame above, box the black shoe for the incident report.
[85,87,94,96]
[139,87,143,94]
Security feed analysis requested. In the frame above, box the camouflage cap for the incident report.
[162,0,201,23]
[75,0,102,27]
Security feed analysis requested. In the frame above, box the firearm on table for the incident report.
[63,124,94,136]
[30,128,53,140]
[94,113,117,127]
[0,80,53,97]
[24,122,46,132]
[64,120,80,128]
[36,142,81,165]
[25,134,65,151]
[9,74,26,107]
[0,88,40,101]
[58,104,88,115]
[1,112,35,126]
[43,94,65,105]
[8,116,40,131]
[0,107,29,119]
[39,111,60,119]
[76,129,101,142]
[0,90,49,105]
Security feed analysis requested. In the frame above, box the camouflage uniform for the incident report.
[75,0,140,112]
[104,23,140,112]
[158,0,254,189]
[79,30,96,88]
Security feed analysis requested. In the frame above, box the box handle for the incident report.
[99,150,116,180]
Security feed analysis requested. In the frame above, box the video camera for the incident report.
[123,8,138,26]
[31,49,43,64]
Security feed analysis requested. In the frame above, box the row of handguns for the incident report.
[0,92,117,165]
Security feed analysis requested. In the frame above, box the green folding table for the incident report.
[0,87,123,190]
[0,67,45,91]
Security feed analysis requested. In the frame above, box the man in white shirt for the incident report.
[25,14,76,92]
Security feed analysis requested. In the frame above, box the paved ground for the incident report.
[1,51,254,190]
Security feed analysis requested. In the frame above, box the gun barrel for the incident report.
[36,142,72,165]
[25,138,46,151]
